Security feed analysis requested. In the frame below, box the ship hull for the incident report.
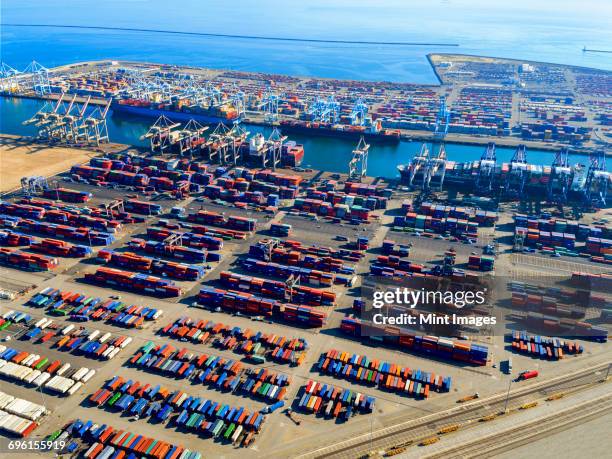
[111,102,236,125]
[279,123,400,144]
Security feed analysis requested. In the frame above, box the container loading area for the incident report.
[0,131,609,458]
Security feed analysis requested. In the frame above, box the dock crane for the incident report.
[547,148,572,208]
[348,136,370,182]
[20,176,49,196]
[422,144,447,191]
[82,99,111,146]
[307,95,340,124]
[503,144,528,198]
[584,150,608,207]
[65,95,91,143]
[259,88,280,122]
[350,98,369,126]
[404,143,430,188]
[264,127,287,170]
[23,60,51,96]
[226,122,250,165]
[176,119,209,157]
[42,93,79,142]
[475,142,497,193]
[141,115,180,153]
[0,62,22,93]
[205,123,231,164]
[433,96,451,140]
[23,92,65,128]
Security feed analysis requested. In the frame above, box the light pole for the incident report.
[502,378,512,414]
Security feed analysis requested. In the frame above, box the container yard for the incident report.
[0,48,610,459]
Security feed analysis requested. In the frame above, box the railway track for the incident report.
[294,362,611,459]
[424,392,612,458]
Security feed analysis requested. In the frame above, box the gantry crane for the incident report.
[263,127,287,170]
[503,144,528,198]
[433,96,451,140]
[585,150,608,207]
[350,98,369,126]
[476,142,497,193]
[548,147,572,207]
[23,60,51,95]
[0,62,22,93]
[422,143,447,191]
[348,136,370,182]
[176,119,209,157]
[404,143,430,188]
[141,115,181,153]
[82,99,111,146]
[259,88,280,122]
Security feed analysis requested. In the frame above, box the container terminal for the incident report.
[0,55,610,459]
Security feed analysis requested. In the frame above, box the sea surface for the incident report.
[1,97,597,178]
[1,1,612,84]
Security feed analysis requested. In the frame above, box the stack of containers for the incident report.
[0,248,58,271]
[298,379,375,418]
[42,188,92,203]
[84,267,182,297]
[510,330,583,359]
[317,349,451,397]
[30,238,92,258]
[197,286,276,317]
[0,231,35,246]
[339,316,488,365]
[381,240,410,257]
[146,228,223,251]
[97,250,205,281]
[15,219,114,245]
[240,258,342,287]
[467,255,495,271]
[219,271,336,305]
[139,240,206,263]
[270,223,291,237]
[123,199,162,216]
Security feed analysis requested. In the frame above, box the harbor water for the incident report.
[0,97,596,178]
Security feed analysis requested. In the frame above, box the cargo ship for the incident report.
[279,119,401,143]
[398,159,611,200]
[111,98,239,124]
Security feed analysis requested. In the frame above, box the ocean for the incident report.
[1,0,611,84]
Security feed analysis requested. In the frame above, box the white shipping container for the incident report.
[72,367,89,382]
[21,354,37,367]
[119,337,132,349]
[232,424,243,444]
[99,332,112,344]
[107,348,120,360]
[102,346,114,359]
[81,369,96,383]
[23,369,42,384]
[1,310,14,320]
[0,392,15,409]
[84,442,100,458]
[61,324,75,336]
[88,330,100,342]
[5,398,47,421]
[68,381,83,396]
[33,372,51,387]
[40,319,53,330]
[56,363,71,376]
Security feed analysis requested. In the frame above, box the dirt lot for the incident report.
[0,135,100,193]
